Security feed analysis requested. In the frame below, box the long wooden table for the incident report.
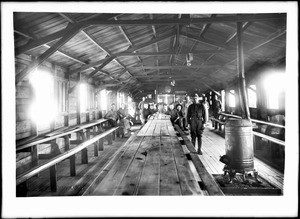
[90,114,203,195]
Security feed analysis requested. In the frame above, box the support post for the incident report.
[236,21,251,120]
[50,164,57,192]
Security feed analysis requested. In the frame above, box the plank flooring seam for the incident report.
[112,136,145,195]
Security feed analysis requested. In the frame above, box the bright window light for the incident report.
[247,85,257,108]
[229,90,235,107]
[100,89,107,111]
[29,69,57,127]
[221,90,225,111]
[264,72,286,109]
[79,84,88,113]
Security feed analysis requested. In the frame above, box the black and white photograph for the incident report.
[1,1,298,218]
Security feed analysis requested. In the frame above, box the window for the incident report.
[221,90,225,111]
[79,84,88,113]
[29,69,57,128]
[264,73,285,109]
[55,80,67,113]
[247,85,257,108]
[117,92,125,108]
[100,89,108,111]
[229,90,235,107]
[87,86,95,109]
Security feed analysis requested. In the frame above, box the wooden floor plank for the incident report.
[153,120,161,136]
[160,120,169,136]
[91,136,144,195]
[159,136,182,195]
[137,120,151,136]
[146,120,156,136]
[136,137,161,195]
[198,127,284,191]
[113,137,156,195]
[170,136,203,195]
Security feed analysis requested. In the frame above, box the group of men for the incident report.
[105,93,221,155]
[138,93,211,155]
[104,103,132,138]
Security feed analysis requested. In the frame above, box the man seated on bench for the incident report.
[117,103,131,138]
[174,104,188,131]
[104,103,119,128]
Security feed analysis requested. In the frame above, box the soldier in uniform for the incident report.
[186,93,208,155]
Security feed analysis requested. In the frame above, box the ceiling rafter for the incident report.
[82,13,286,27]
[16,24,83,84]
[186,21,255,88]
[68,31,175,77]
[209,27,287,82]
[14,27,87,65]
[58,13,139,92]
[115,17,146,75]
[15,13,285,57]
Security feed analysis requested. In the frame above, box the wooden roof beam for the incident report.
[15,23,82,56]
[129,65,221,69]
[115,17,146,75]
[14,27,86,65]
[68,31,175,76]
[211,27,287,81]
[193,21,254,74]
[16,24,83,83]
[180,31,234,49]
[58,13,140,90]
[83,13,286,26]
[117,49,236,56]
[15,14,285,56]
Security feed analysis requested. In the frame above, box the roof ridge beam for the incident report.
[82,13,286,26]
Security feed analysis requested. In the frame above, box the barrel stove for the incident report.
[225,118,254,172]
[220,118,260,183]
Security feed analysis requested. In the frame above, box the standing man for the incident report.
[186,93,207,155]
[213,96,222,119]
[138,97,146,124]
[117,103,131,137]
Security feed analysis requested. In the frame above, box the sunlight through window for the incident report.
[264,72,285,109]
[79,83,88,113]
[247,85,257,108]
[229,90,235,107]
[29,69,56,127]
[100,89,108,111]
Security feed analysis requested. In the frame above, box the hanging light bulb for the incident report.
[186,24,193,67]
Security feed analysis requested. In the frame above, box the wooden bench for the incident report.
[210,117,225,131]
[174,125,224,196]
[16,127,119,196]
[218,112,285,146]
[16,119,110,168]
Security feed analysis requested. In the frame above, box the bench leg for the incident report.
[99,139,104,151]
[107,133,113,145]
[112,130,116,140]
[219,123,222,131]
[94,141,99,157]
[17,181,28,197]
[50,164,57,192]
[65,135,70,151]
[70,154,76,176]
[32,145,39,177]
[81,148,88,164]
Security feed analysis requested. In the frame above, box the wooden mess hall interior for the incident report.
[9,7,297,201]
